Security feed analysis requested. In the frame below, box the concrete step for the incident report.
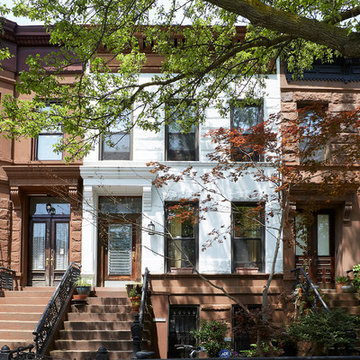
[3,291,54,298]
[55,340,133,351]
[0,321,38,330]
[50,350,133,360]
[93,288,127,298]
[87,297,129,305]
[63,321,132,331]
[327,299,360,307]
[0,330,34,340]
[0,297,50,305]
[58,330,131,340]
[67,312,134,321]
[22,287,56,292]
[0,305,46,313]
[71,304,131,313]
[0,313,42,321]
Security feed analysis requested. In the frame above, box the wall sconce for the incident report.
[147,221,155,235]
[46,203,56,215]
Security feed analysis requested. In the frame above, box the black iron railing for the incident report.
[0,267,15,291]
[131,267,153,359]
[0,344,35,360]
[33,262,81,356]
[292,266,330,313]
[139,267,149,327]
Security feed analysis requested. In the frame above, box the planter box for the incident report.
[235,267,259,274]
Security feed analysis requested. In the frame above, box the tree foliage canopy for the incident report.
[0,0,359,158]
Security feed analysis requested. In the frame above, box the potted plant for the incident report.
[126,283,142,312]
[73,277,92,301]
[335,276,348,293]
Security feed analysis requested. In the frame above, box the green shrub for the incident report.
[287,309,360,355]
[352,264,360,291]
[191,320,229,357]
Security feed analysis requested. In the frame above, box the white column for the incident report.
[81,185,98,285]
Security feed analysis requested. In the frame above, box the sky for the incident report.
[2,0,43,24]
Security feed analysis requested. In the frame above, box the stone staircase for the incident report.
[0,287,54,350]
[50,287,134,360]
[323,289,360,314]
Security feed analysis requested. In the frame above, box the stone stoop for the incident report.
[0,287,55,350]
[50,287,135,360]
[322,289,360,315]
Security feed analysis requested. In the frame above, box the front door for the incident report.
[29,198,70,286]
[97,196,142,286]
[295,210,335,285]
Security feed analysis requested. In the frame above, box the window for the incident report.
[165,104,198,161]
[232,204,264,272]
[101,113,131,160]
[230,104,263,162]
[36,127,63,160]
[165,202,198,272]
[35,104,63,161]
[168,306,199,358]
[298,104,329,163]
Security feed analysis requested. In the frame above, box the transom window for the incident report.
[165,104,198,161]
[101,113,131,160]
[230,104,263,162]
[165,202,198,272]
[232,203,264,272]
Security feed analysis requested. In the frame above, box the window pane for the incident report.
[232,106,261,130]
[168,238,196,268]
[37,134,62,160]
[32,223,46,270]
[233,239,261,268]
[55,223,69,270]
[234,206,260,238]
[102,132,130,160]
[317,214,330,256]
[108,224,132,275]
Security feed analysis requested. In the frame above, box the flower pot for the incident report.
[130,296,141,313]
[341,284,355,293]
[76,285,91,296]
[235,267,259,274]
[73,294,88,301]
[336,283,343,293]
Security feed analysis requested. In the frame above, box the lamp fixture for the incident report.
[147,221,155,235]
[46,203,56,215]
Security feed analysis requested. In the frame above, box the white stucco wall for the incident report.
[80,71,282,284]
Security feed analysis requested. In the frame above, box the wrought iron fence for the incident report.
[33,262,81,357]
[0,344,35,360]
[0,267,15,291]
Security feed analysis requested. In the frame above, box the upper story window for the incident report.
[230,104,263,162]
[165,201,198,272]
[298,104,329,163]
[232,203,264,272]
[101,113,131,160]
[35,104,63,161]
[165,104,198,161]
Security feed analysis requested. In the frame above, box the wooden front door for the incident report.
[295,210,335,285]
[98,215,141,285]
[29,217,70,286]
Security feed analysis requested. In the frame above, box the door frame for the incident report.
[28,215,70,286]
[97,213,142,286]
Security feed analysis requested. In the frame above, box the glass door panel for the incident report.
[108,224,132,276]
[317,214,330,256]
[55,222,69,270]
[32,223,46,270]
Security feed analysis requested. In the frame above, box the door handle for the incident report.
[132,251,136,261]
[46,257,49,266]
[50,255,54,266]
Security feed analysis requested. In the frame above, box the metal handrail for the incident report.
[0,267,16,290]
[33,262,81,356]
[139,267,150,327]
[292,266,330,312]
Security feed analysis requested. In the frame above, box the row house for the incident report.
[0,18,359,359]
